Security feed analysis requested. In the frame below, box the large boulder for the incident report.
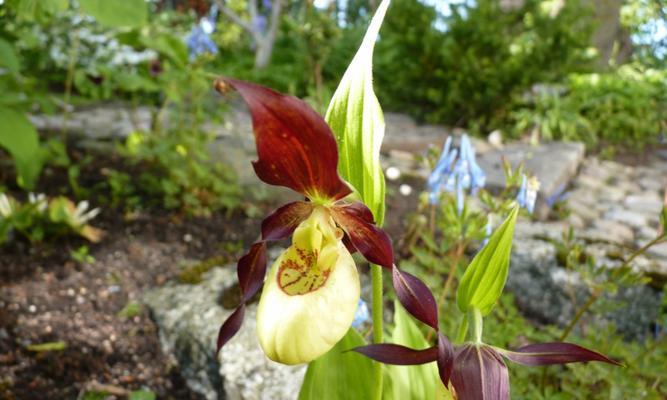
[143,265,305,400]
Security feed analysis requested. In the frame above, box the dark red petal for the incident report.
[351,343,439,365]
[392,267,439,330]
[337,201,375,223]
[215,78,351,200]
[342,233,357,254]
[331,204,393,268]
[500,342,622,367]
[261,201,313,241]
[216,304,245,354]
[237,242,267,302]
[451,345,509,400]
[437,333,454,385]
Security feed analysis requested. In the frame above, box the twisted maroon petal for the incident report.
[216,304,245,354]
[392,267,439,330]
[237,242,268,303]
[437,332,454,386]
[499,342,622,367]
[261,201,313,241]
[215,78,351,201]
[351,343,439,365]
[331,202,393,268]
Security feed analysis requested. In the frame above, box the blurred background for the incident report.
[0,0,666,399]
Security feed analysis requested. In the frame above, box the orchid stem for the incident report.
[371,263,383,400]
[455,314,469,344]
[469,307,483,343]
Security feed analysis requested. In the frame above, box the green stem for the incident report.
[559,291,599,342]
[455,314,469,344]
[371,263,383,400]
[469,307,483,344]
[62,29,81,142]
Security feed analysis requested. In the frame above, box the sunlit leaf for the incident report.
[385,300,440,399]
[325,0,390,224]
[0,107,42,189]
[456,206,519,316]
[0,38,20,74]
[78,0,147,28]
[299,328,374,400]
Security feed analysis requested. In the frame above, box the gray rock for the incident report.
[603,208,648,230]
[624,194,663,215]
[584,220,634,245]
[29,105,154,139]
[506,238,662,340]
[476,141,585,219]
[143,267,305,400]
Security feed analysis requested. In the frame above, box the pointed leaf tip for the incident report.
[216,78,351,201]
[392,267,439,330]
[216,304,246,355]
[500,342,622,367]
[352,343,439,365]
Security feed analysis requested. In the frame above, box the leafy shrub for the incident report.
[110,130,241,216]
[510,64,667,147]
[374,0,593,127]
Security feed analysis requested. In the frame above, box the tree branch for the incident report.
[216,0,259,41]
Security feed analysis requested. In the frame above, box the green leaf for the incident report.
[0,38,20,74]
[26,341,67,352]
[0,107,42,189]
[15,0,68,21]
[325,0,390,225]
[456,206,519,316]
[298,328,374,400]
[78,0,147,28]
[384,300,440,399]
[129,390,156,400]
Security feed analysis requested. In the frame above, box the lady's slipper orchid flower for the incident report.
[213,78,437,366]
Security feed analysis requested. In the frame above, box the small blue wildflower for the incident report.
[426,134,486,213]
[262,0,272,11]
[252,15,267,33]
[187,24,218,59]
[516,174,540,213]
[481,215,492,247]
[351,298,370,328]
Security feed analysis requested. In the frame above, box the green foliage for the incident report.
[0,192,102,245]
[457,206,519,316]
[117,301,142,319]
[25,340,67,352]
[374,0,593,126]
[325,0,388,223]
[384,301,440,400]
[298,328,374,400]
[113,130,240,216]
[70,245,95,264]
[78,0,148,28]
[510,65,667,147]
[0,107,42,189]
